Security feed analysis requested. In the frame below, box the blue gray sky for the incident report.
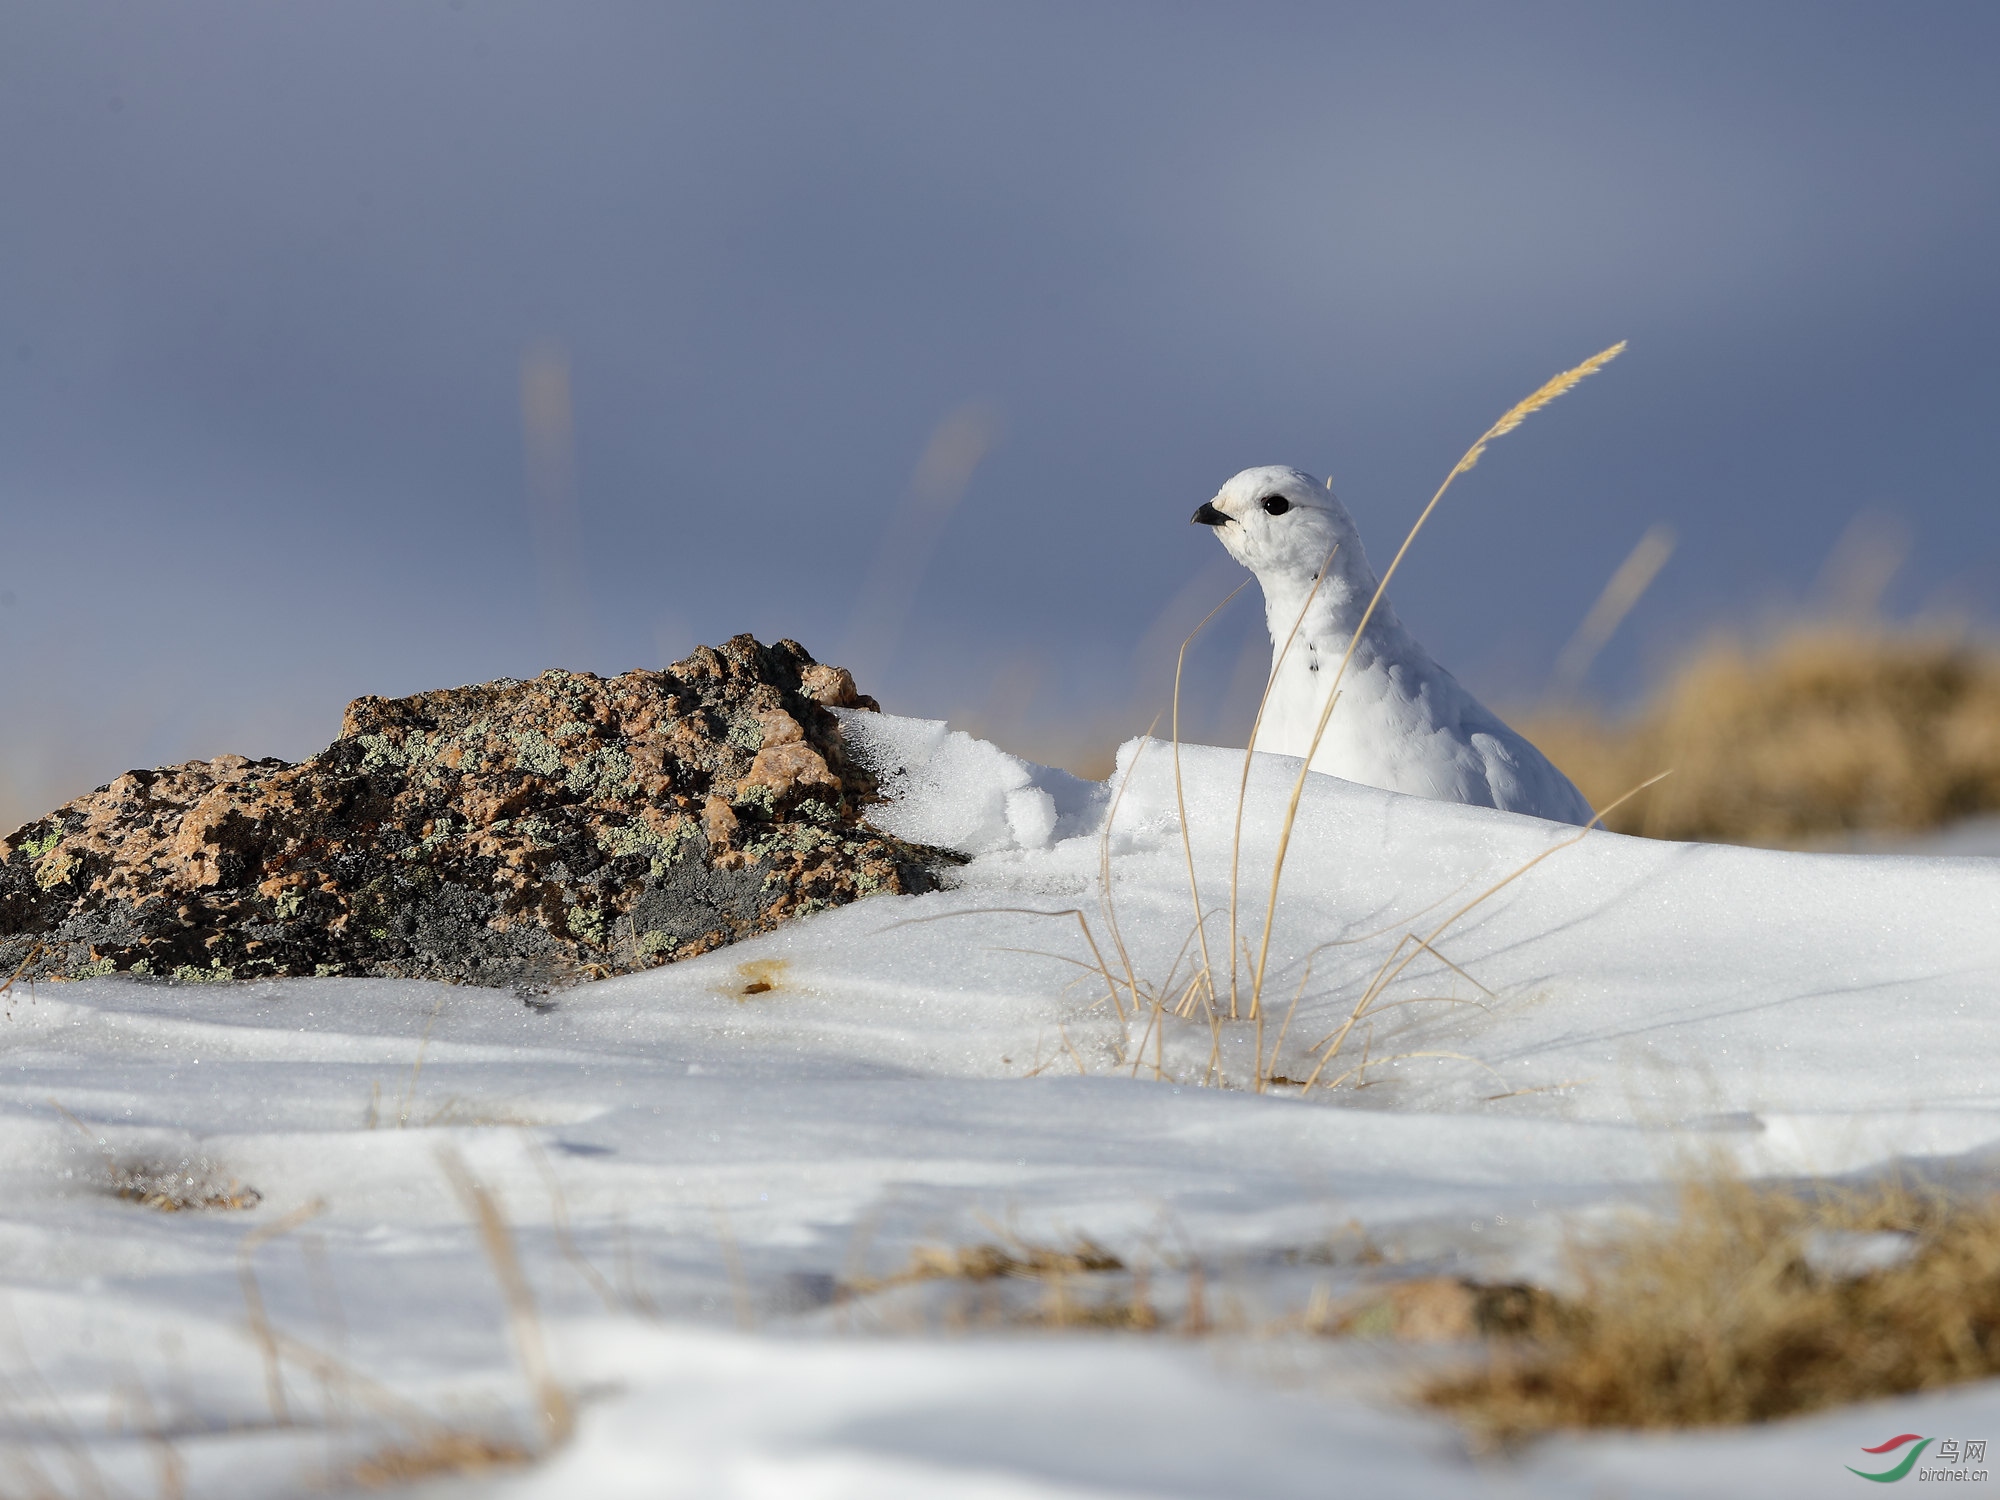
[3,2,1998,822]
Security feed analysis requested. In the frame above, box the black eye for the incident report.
[1260,495,1291,516]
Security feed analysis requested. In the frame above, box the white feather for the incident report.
[1195,464,1594,825]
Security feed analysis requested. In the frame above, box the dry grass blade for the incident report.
[1227,546,1338,1019]
[0,1300,122,1500]
[250,1315,530,1491]
[435,1148,574,1450]
[1248,343,1626,1023]
[1155,913,1222,1022]
[1317,1048,1509,1093]
[1171,580,1249,1023]
[886,905,1125,1022]
[348,1431,536,1488]
[1130,915,1225,1080]
[1257,955,1321,1092]
[1386,770,1668,966]
[1252,953,1491,1091]
[1296,771,1668,1092]
[121,1376,187,1500]
[1097,718,1163,1027]
[238,1198,329,1427]
[47,1096,112,1158]
[712,1199,755,1332]
[1549,522,1676,697]
[1256,895,1471,1086]
[1407,934,1496,999]
[1483,1080,1586,1102]
[397,990,451,1128]
[526,1139,628,1316]
[1456,342,1626,475]
[1,942,43,998]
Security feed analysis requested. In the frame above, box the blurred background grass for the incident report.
[1518,624,2000,847]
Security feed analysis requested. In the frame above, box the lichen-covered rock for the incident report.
[0,636,947,991]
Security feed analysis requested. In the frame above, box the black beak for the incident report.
[1191,502,1230,527]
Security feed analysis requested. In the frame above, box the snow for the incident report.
[3,714,1998,1496]
[829,709,1105,855]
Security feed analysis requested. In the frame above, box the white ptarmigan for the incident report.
[1193,464,1594,826]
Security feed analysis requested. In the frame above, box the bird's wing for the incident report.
[1468,730,1594,825]
[1393,654,1594,825]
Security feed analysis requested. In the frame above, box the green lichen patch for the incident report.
[353,732,407,774]
[171,962,236,984]
[595,814,698,874]
[512,729,563,777]
[16,828,62,861]
[565,746,635,799]
[566,904,606,947]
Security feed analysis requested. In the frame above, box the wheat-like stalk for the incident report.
[1171,581,1248,1022]
[1228,546,1338,1018]
[1246,341,1627,1020]
[1455,341,1625,476]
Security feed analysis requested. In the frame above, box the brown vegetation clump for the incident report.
[1323,1277,1555,1343]
[110,1155,262,1212]
[892,1238,1125,1285]
[1520,627,2000,845]
[1425,1175,2000,1440]
[844,1234,1168,1329]
[346,1431,536,1488]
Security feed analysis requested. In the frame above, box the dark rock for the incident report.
[0,636,944,991]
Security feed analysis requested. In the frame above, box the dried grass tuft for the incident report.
[346,1430,536,1488]
[1318,1277,1556,1343]
[1521,625,2000,846]
[844,1232,1175,1330]
[856,1234,1124,1290]
[48,1099,262,1211]
[111,1156,261,1212]
[1424,1174,2000,1441]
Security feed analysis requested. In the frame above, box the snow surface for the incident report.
[3,714,1998,1496]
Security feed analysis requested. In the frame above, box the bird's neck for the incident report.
[1260,562,1406,665]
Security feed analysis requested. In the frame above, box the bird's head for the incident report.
[1191,465,1369,590]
